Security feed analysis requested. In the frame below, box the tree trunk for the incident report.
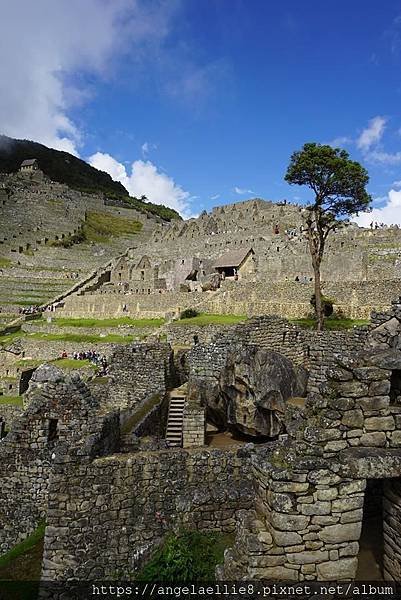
[313,261,323,331]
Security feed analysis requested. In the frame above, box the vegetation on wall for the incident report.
[136,530,233,582]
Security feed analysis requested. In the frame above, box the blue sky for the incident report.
[2,1,401,221]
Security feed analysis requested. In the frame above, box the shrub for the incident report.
[180,308,199,320]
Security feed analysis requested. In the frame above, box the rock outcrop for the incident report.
[216,346,307,437]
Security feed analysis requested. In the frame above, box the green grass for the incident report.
[290,317,370,330]
[136,530,234,582]
[51,358,97,370]
[0,257,12,268]
[0,523,45,571]
[0,396,23,406]
[172,313,247,326]
[27,332,134,344]
[83,211,143,243]
[121,393,162,435]
[54,317,165,328]
[0,330,25,345]
[15,359,42,368]
[0,299,47,306]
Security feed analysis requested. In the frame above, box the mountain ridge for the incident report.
[0,135,181,221]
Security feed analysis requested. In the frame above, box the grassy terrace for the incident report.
[54,317,165,328]
[0,329,137,345]
[172,313,248,326]
[52,358,98,369]
[0,396,23,406]
[290,318,370,330]
[27,332,136,343]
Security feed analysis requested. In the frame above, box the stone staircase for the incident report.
[165,383,187,447]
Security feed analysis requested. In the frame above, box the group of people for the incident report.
[370,222,399,230]
[60,350,108,373]
[18,305,43,315]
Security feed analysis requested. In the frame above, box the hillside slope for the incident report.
[0,135,180,222]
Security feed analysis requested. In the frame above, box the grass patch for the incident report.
[121,394,162,435]
[15,359,42,368]
[91,376,109,385]
[0,257,12,268]
[0,299,47,306]
[27,332,134,344]
[51,358,97,370]
[0,396,23,406]
[172,313,247,327]
[54,317,165,328]
[136,530,234,582]
[83,211,143,243]
[0,330,24,345]
[290,318,370,330]
[0,522,45,571]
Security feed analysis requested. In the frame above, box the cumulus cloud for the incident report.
[353,189,401,227]
[234,186,255,195]
[357,116,387,151]
[0,0,173,155]
[89,152,194,219]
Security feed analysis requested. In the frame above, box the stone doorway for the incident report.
[357,477,401,581]
[19,367,36,395]
[356,480,383,580]
[389,370,401,405]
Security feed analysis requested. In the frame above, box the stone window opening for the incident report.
[389,370,401,405]
[48,418,59,443]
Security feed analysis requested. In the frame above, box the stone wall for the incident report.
[106,342,175,411]
[59,278,401,320]
[219,451,365,581]
[305,327,368,394]
[165,323,236,347]
[0,366,118,553]
[42,446,253,580]
[0,402,23,430]
[182,403,205,448]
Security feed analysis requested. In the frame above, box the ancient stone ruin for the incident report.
[1,296,401,582]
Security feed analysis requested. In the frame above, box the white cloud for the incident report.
[210,194,220,200]
[234,186,255,195]
[0,1,173,155]
[366,150,401,165]
[141,142,158,157]
[357,116,387,151]
[353,188,401,227]
[327,136,352,147]
[89,152,194,219]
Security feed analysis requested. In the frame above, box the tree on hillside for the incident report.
[284,143,371,331]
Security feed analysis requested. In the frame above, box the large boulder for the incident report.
[218,346,307,437]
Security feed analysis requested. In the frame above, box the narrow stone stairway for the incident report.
[165,383,187,447]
